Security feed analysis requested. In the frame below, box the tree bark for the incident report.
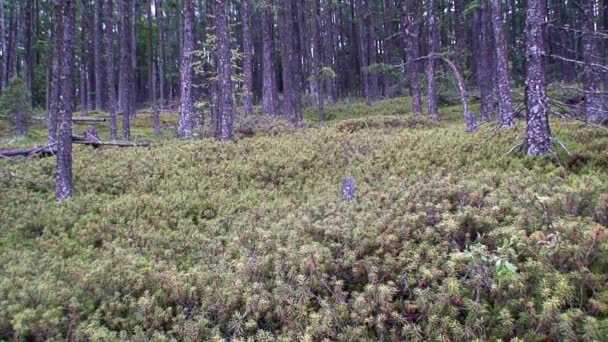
[93,0,103,110]
[279,0,295,120]
[581,0,605,124]
[525,0,551,156]
[48,0,64,144]
[261,0,277,116]
[119,0,132,140]
[147,0,160,135]
[426,0,439,119]
[56,0,76,202]
[241,0,254,117]
[214,0,234,141]
[490,0,515,127]
[291,0,303,122]
[102,0,118,141]
[6,0,18,81]
[24,0,33,91]
[478,0,494,122]
[156,0,165,109]
[366,0,378,103]
[177,0,194,139]
[401,0,422,115]
[0,1,6,90]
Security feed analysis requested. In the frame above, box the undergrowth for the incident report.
[0,97,607,341]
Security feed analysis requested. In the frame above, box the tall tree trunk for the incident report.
[261,0,277,116]
[155,0,165,109]
[6,0,18,81]
[291,0,303,122]
[80,1,88,115]
[478,0,494,122]
[357,0,369,105]
[367,0,378,102]
[56,0,76,202]
[279,0,295,120]
[582,0,605,124]
[401,0,422,115]
[0,1,5,90]
[490,0,515,127]
[312,0,324,122]
[24,0,33,91]
[147,0,160,135]
[119,0,132,140]
[178,0,194,139]
[426,0,439,119]
[525,0,551,156]
[48,0,64,144]
[102,0,118,141]
[130,0,136,116]
[214,0,234,141]
[322,0,336,103]
[93,0,103,110]
[241,0,254,117]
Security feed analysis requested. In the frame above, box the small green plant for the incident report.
[0,77,33,136]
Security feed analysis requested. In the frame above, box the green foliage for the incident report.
[0,78,33,136]
[1,97,607,340]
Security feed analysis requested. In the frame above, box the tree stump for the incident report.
[341,177,356,202]
[83,126,101,143]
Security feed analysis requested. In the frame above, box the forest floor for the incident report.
[1,97,608,340]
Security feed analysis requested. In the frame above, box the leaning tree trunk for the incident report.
[103,0,118,141]
[426,0,439,119]
[524,0,551,156]
[490,0,515,127]
[119,0,132,140]
[147,0,160,135]
[56,0,76,202]
[401,0,422,115]
[241,0,254,117]
[581,0,605,124]
[214,0,234,141]
[261,0,277,116]
[177,0,194,139]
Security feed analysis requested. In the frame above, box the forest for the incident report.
[0,0,607,340]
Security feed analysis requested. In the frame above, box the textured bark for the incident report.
[214,0,234,141]
[525,0,551,156]
[177,0,194,139]
[291,0,303,122]
[0,2,5,90]
[147,0,160,135]
[6,0,17,80]
[357,0,369,105]
[279,0,295,120]
[48,0,64,144]
[119,0,132,140]
[478,0,494,122]
[426,0,438,119]
[401,0,421,115]
[581,0,605,124]
[261,0,277,116]
[80,2,88,115]
[366,0,378,103]
[56,0,75,202]
[241,0,254,117]
[440,57,476,132]
[103,0,118,141]
[322,0,335,103]
[93,0,103,110]
[156,0,165,109]
[490,0,514,127]
[453,0,465,70]
[129,0,136,115]
[312,0,324,122]
[24,0,33,91]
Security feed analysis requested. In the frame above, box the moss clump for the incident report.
[1,96,607,341]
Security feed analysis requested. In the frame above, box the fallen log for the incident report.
[72,117,107,123]
[0,144,57,158]
[72,140,151,148]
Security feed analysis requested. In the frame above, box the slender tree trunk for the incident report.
[48,0,64,144]
[147,0,160,135]
[80,1,88,115]
[24,0,33,91]
[525,0,551,156]
[56,0,76,202]
[582,0,605,124]
[130,0,136,116]
[261,0,277,116]
[426,0,438,119]
[241,0,254,117]
[6,0,18,80]
[178,0,194,139]
[291,0,303,122]
[215,0,234,141]
[401,0,422,115]
[0,1,5,90]
[102,0,118,141]
[478,1,494,121]
[357,0,369,105]
[119,0,132,140]
[279,0,295,120]
[93,0,103,110]
[490,0,515,127]
[367,0,378,102]
[156,0,165,109]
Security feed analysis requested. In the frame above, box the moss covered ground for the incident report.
[1,97,607,340]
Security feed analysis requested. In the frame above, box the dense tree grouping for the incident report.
[0,0,606,200]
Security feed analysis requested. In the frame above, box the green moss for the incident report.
[1,96,607,340]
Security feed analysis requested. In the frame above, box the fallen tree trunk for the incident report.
[72,117,107,123]
[72,140,151,147]
[0,144,58,158]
